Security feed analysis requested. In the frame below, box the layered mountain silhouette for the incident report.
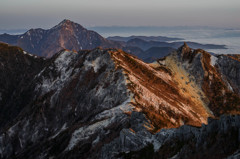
[107,35,183,42]
[0,42,239,158]
[124,38,226,51]
[0,20,226,61]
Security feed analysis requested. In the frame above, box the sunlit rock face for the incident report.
[0,43,239,159]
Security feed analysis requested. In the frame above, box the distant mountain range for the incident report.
[122,37,226,62]
[107,35,183,42]
[0,42,239,158]
[0,20,227,61]
[123,38,226,51]
[123,46,176,63]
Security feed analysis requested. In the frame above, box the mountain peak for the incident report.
[183,42,189,48]
[182,42,190,50]
[52,19,83,30]
[58,19,75,26]
[61,19,73,24]
[178,42,191,54]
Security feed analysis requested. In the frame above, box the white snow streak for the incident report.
[66,97,133,151]
[50,123,68,139]
[66,118,112,151]
[210,55,218,66]
[37,51,77,94]
[84,56,101,73]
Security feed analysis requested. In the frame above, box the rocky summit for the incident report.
[0,20,121,58]
[0,42,240,159]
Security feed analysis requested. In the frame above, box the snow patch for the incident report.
[37,51,77,95]
[210,55,218,66]
[66,118,113,151]
[7,122,19,137]
[66,93,132,151]
[224,80,234,92]
[84,56,101,73]
[0,135,4,158]
[92,96,133,122]
[23,51,33,57]
[92,136,100,146]
[19,137,23,148]
[151,136,162,151]
[50,123,68,139]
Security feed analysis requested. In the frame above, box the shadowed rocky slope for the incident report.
[0,43,46,128]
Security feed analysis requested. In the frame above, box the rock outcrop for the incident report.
[101,114,240,159]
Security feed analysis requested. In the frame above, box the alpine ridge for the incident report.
[0,42,239,158]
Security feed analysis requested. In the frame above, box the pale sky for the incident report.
[0,0,240,29]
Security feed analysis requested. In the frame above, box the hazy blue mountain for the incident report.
[126,38,226,51]
[107,35,183,42]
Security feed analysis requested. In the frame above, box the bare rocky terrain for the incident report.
[0,42,239,158]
